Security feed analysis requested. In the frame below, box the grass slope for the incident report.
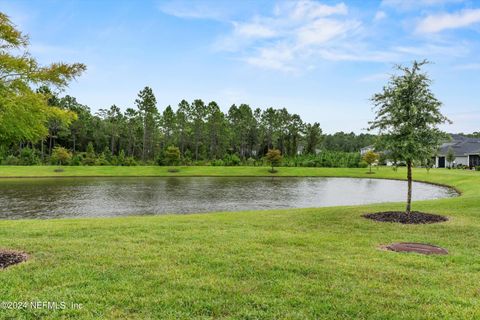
[0,166,479,319]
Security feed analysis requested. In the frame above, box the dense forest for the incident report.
[1,86,377,167]
[0,11,378,168]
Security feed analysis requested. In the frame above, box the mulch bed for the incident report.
[381,242,448,255]
[363,211,448,224]
[0,250,28,269]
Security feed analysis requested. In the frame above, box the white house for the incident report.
[435,135,480,168]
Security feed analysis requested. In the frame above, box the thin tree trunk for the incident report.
[72,134,76,154]
[406,160,412,214]
[142,122,147,161]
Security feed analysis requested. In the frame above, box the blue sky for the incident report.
[2,0,479,133]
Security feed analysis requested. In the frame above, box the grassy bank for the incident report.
[0,167,479,319]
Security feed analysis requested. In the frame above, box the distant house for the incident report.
[360,145,374,156]
[435,135,480,168]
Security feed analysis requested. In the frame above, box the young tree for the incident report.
[446,147,456,168]
[424,156,435,173]
[51,146,72,165]
[266,149,282,173]
[164,146,181,166]
[363,150,379,174]
[369,60,450,215]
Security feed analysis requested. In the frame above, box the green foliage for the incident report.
[369,60,450,214]
[164,146,181,166]
[19,147,40,165]
[69,155,82,166]
[82,142,96,166]
[304,122,322,154]
[211,159,225,166]
[50,146,72,165]
[95,152,110,166]
[0,13,85,146]
[266,149,282,172]
[363,150,379,173]
[223,154,241,166]
[284,152,362,168]
[446,147,456,168]
[2,155,19,165]
[369,60,450,165]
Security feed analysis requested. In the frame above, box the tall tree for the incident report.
[369,60,450,214]
[161,105,176,148]
[206,101,227,159]
[304,122,322,154]
[190,99,207,160]
[135,87,158,161]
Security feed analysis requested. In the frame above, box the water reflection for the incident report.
[0,177,456,219]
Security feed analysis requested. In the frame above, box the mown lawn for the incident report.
[0,166,479,319]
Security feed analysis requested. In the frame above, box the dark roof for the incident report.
[438,136,480,156]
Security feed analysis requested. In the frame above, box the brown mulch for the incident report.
[363,211,448,224]
[0,250,28,269]
[381,242,448,255]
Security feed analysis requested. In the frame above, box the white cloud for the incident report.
[381,0,464,10]
[374,11,387,21]
[233,21,277,39]
[158,0,228,20]
[416,8,480,33]
[287,1,348,20]
[213,1,369,72]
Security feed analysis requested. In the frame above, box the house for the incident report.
[360,145,374,156]
[435,135,480,168]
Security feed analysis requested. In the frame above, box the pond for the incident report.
[0,177,456,220]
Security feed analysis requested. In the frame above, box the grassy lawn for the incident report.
[0,166,479,319]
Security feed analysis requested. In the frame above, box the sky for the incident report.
[1,0,479,133]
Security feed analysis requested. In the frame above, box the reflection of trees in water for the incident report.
[0,177,454,219]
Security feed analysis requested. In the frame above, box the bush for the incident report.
[51,147,72,165]
[246,157,256,166]
[124,156,137,166]
[2,155,20,165]
[82,142,96,166]
[211,159,224,166]
[223,154,241,166]
[95,153,110,166]
[19,148,40,165]
[69,155,82,166]
[284,151,362,168]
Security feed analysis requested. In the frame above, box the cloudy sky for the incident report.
[2,0,479,133]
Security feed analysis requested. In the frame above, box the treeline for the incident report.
[1,86,374,167]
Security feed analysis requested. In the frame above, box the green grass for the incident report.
[0,166,479,319]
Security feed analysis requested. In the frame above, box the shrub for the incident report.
[2,155,20,165]
[124,156,137,166]
[246,157,256,166]
[164,146,181,166]
[223,154,241,166]
[95,153,110,166]
[211,159,224,166]
[82,142,96,166]
[69,155,82,166]
[51,147,72,165]
[19,148,40,165]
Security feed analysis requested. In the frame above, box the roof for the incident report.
[438,136,480,156]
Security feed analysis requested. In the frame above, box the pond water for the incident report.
[0,177,456,219]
